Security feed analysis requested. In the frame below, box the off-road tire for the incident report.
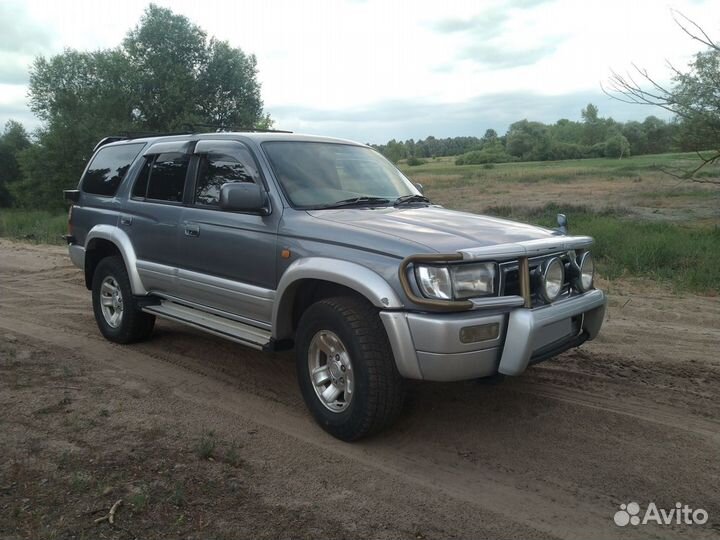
[91,256,155,344]
[295,296,406,441]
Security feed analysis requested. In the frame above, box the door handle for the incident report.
[184,224,200,237]
[120,215,132,226]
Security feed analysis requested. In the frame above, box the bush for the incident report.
[604,135,631,158]
[548,142,584,161]
[583,143,607,158]
[406,156,426,166]
[455,142,512,165]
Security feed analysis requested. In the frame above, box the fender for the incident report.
[85,225,147,295]
[272,257,403,340]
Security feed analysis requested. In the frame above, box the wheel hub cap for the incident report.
[308,330,353,413]
[100,276,124,329]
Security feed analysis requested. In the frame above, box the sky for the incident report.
[0,0,717,143]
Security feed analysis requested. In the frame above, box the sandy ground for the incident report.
[1,239,719,539]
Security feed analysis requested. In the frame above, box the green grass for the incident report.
[0,209,67,244]
[195,431,216,460]
[399,151,715,185]
[485,203,720,294]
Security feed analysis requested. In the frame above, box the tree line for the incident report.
[373,106,697,165]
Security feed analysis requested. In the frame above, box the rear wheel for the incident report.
[295,296,405,441]
[91,256,155,343]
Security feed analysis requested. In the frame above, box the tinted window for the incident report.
[145,153,189,202]
[81,143,144,196]
[195,146,259,206]
[131,158,152,198]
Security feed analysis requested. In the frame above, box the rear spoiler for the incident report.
[92,136,126,153]
[63,189,80,203]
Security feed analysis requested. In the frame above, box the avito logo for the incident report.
[614,502,709,527]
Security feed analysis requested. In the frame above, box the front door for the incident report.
[175,140,280,327]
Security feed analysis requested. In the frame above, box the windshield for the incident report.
[262,141,419,208]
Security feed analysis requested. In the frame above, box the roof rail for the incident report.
[119,130,194,139]
[182,123,293,134]
[92,131,196,152]
[92,124,293,152]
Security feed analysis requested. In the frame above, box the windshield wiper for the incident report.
[394,194,431,206]
[316,196,391,209]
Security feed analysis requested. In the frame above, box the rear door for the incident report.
[175,139,280,326]
[122,143,192,295]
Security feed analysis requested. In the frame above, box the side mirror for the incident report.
[219,183,269,215]
[414,182,424,195]
[556,213,568,235]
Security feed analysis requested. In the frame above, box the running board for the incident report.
[143,301,271,350]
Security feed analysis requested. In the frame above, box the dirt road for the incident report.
[1,239,719,539]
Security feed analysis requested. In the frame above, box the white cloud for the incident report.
[0,0,717,140]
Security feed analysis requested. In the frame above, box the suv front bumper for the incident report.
[380,289,606,381]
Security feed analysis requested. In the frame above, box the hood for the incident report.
[307,205,557,254]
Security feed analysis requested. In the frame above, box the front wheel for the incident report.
[91,256,155,344]
[295,296,405,441]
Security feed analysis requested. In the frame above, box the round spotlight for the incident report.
[541,257,565,302]
[577,251,594,292]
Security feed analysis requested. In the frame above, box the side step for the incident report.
[143,301,271,350]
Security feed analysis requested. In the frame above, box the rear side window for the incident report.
[195,146,260,206]
[81,143,145,196]
[132,153,190,203]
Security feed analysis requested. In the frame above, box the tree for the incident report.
[581,103,599,123]
[641,116,673,154]
[605,10,719,180]
[123,4,208,130]
[506,120,551,161]
[581,103,608,146]
[0,120,30,206]
[621,121,648,155]
[18,3,270,208]
[383,139,407,163]
[196,39,264,128]
[481,129,498,142]
[604,134,631,158]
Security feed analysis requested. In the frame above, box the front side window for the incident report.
[262,142,417,208]
[81,143,144,196]
[132,153,189,202]
[195,145,259,206]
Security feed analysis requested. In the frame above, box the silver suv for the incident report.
[64,131,606,440]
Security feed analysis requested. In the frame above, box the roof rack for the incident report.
[182,123,293,134]
[92,124,293,152]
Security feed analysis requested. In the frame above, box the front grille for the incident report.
[499,252,574,307]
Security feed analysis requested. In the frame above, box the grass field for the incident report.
[0,209,67,245]
[1,152,718,292]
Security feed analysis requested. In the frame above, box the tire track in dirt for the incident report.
[0,315,663,539]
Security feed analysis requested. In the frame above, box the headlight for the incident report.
[540,257,564,302]
[415,265,452,300]
[450,263,496,299]
[415,262,496,300]
[576,251,594,292]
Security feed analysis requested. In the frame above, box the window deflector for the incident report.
[143,140,193,157]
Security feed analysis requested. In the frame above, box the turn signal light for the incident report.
[459,322,500,344]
